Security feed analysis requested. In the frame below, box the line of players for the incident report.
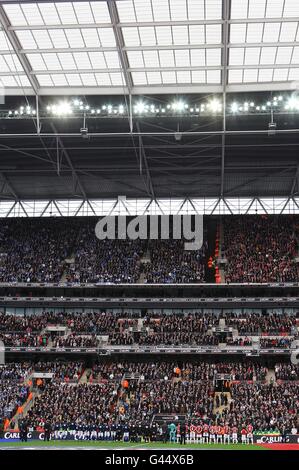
[184,423,254,445]
[41,422,254,445]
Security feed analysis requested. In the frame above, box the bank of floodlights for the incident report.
[4,94,299,119]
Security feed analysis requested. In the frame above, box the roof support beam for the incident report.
[0,5,39,94]
[108,0,155,199]
[290,164,299,196]
[221,0,229,198]
[0,171,20,200]
[3,82,297,96]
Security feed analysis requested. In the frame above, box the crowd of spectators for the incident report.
[1,360,297,435]
[142,240,207,283]
[26,382,119,429]
[65,222,145,283]
[225,312,297,335]
[215,362,267,381]
[225,337,252,347]
[0,333,48,347]
[274,364,299,381]
[33,361,84,382]
[137,333,219,346]
[52,334,99,348]
[0,219,79,282]
[1,216,299,285]
[227,382,298,433]
[144,313,218,333]
[0,311,297,349]
[0,364,31,422]
[260,338,294,349]
[223,216,298,283]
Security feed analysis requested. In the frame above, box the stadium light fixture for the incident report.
[47,101,73,116]
[286,97,299,110]
[208,99,222,113]
[171,101,185,111]
[231,102,238,113]
[134,101,146,114]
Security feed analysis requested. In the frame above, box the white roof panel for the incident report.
[1,0,299,93]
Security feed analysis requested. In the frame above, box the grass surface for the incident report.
[0,440,266,450]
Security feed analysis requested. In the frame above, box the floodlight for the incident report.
[135,102,146,113]
[172,101,185,111]
[52,101,72,116]
[231,102,238,113]
[208,99,221,112]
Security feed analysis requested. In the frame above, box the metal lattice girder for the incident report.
[0,197,299,217]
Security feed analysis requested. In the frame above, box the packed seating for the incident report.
[142,240,207,283]
[26,382,119,429]
[225,312,297,335]
[260,338,294,349]
[33,361,84,382]
[227,382,298,432]
[225,337,252,346]
[2,360,298,436]
[0,364,31,421]
[0,219,79,283]
[52,334,98,348]
[0,216,299,285]
[65,221,145,283]
[137,332,219,346]
[0,311,297,349]
[274,364,299,381]
[223,216,298,283]
[0,333,48,347]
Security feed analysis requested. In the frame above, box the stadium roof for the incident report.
[1,0,299,95]
[0,0,299,206]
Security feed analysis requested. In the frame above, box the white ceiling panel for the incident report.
[146,71,162,84]
[1,0,299,93]
[260,46,276,64]
[276,46,293,64]
[190,49,205,66]
[174,49,190,66]
[265,0,284,18]
[228,69,243,83]
[159,50,175,67]
[273,68,289,80]
[0,74,30,87]
[230,24,247,43]
[66,73,82,86]
[244,47,260,65]
[243,68,258,82]
[283,0,299,18]
[143,50,160,67]
[288,67,299,79]
[206,69,221,83]
[246,23,264,43]
[191,70,206,83]
[206,48,221,65]
[258,68,274,81]
[263,23,281,42]
[161,70,176,83]
[131,71,147,84]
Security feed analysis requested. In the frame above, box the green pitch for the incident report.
[0,440,266,450]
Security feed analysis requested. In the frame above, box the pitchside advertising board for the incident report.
[1,431,299,444]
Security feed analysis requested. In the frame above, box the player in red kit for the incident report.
[246,424,254,444]
[209,425,216,444]
[232,425,238,444]
[241,426,247,445]
[203,423,209,443]
[223,424,230,445]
